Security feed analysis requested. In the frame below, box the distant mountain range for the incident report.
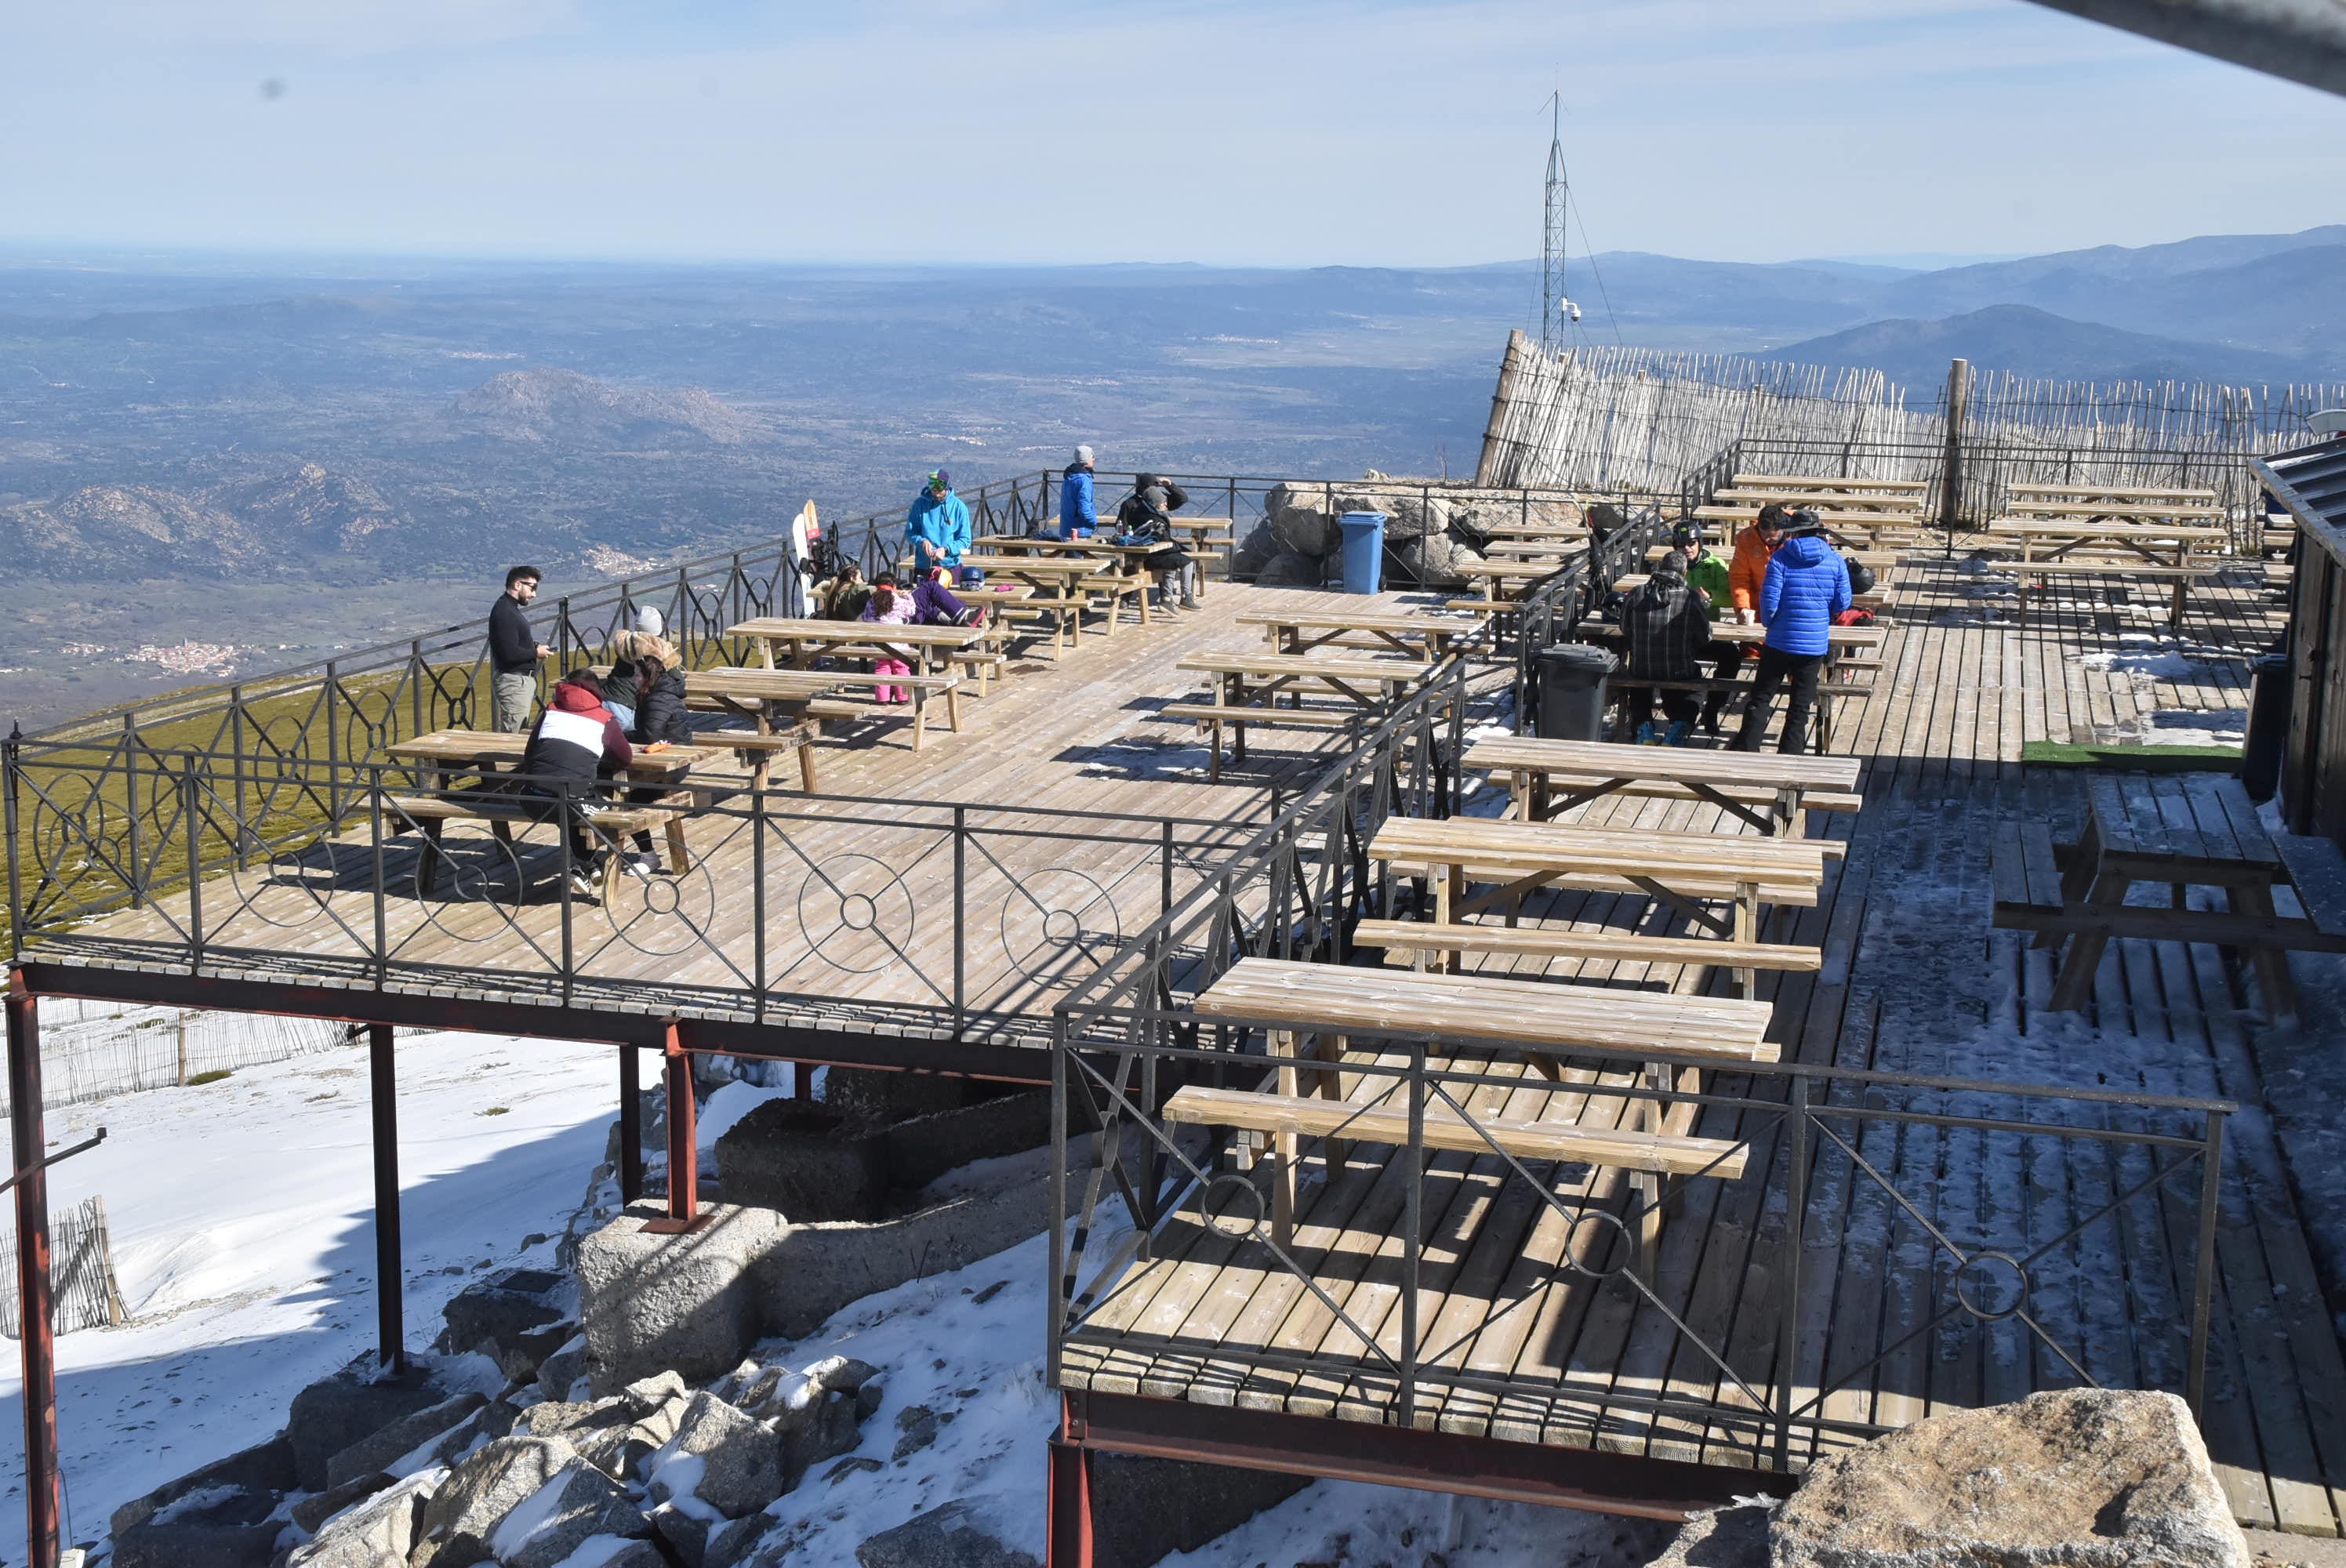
[1569,226,2346,380]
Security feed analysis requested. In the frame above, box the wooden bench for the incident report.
[1991,786,2346,1018]
[1480,770,1861,823]
[383,793,683,899]
[706,724,819,793]
[1162,1085,1749,1182]
[946,648,1008,696]
[997,595,1091,655]
[1352,918,1822,971]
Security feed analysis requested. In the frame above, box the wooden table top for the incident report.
[1369,815,1832,884]
[1177,651,1432,681]
[1235,610,1476,637]
[975,535,1157,557]
[2003,500,2225,521]
[954,554,1119,575]
[728,618,984,647]
[1712,488,1925,511]
[1474,521,1591,538]
[1733,473,1930,492]
[1193,956,1777,1062]
[1464,735,1861,793]
[1988,520,2228,540]
[2010,483,2219,503]
[1694,506,1918,527]
[387,728,717,780]
[1458,560,1567,579]
[687,666,848,699]
[1482,540,1585,558]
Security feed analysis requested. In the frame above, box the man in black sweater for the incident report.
[488,565,551,731]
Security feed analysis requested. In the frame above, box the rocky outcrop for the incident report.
[436,1265,577,1383]
[855,1501,1040,1568]
[1771,1389,2245,1568]
[1237,475,1583,590]
[1647,1390,2247,1568]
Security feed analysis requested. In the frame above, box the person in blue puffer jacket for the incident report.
[1734,511,1850,755]
[906,470,974,580]
[1059,445,1097,539]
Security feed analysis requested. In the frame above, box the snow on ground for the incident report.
[733,1199,1675,1566]
[0,1029,619,1552]
[2077,633,2235,681]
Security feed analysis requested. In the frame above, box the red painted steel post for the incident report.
[7,972,59,1568]
[1045,1399,1095,1568]
[369,1022,405,1373]
[664,1023,696,1224]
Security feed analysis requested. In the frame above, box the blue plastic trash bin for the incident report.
[1338,511,1388,595]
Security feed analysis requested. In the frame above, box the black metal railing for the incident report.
[1510,497,1677,733]
[1045,1001,2228,1469]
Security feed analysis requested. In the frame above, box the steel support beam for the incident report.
[7,974,59,1568]
[2020,0,2346,97]
[1060,1390,1792,1521]
[1046,1422,1096,1568]
[13,962,1048,1085]
[619,1045,644,1203]
[644,1020,708,1234]
[369,1022,405,1373]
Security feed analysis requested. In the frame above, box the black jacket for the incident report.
[631,668,690,745]
[488,594,537,674]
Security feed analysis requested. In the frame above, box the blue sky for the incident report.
[5,0,2340,267]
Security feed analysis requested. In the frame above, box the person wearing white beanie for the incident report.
[632,605,664,637]
[1059,445,1099,540]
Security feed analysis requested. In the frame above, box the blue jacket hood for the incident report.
[1778,533,1834,568]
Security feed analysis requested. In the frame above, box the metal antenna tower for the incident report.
[1538,93,1577,353]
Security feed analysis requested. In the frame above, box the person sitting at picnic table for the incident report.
[859,574,918,704]
[1114,473,1197,612]
[1728,503,1790,627]
[1059,445,1098,539]
[1675,521,1744,735]
[817,561,872,622]
[1618,550,1710,746]
[616,633,688,873]
[518,668,633,899]
[911,564,982,627]
[1736,510,1850,757]
[597,628,659,734]
[907,470,974,583]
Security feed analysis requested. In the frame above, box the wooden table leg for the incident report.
[2046,869,2128,1012]
[1317,1032,1347,1168]
[797,724,821,793]
[2230,880,2301,1020]
[1732,880,1759,1000]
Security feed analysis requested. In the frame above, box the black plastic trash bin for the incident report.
[2242,648,2291,803]
[1533,644,1617,741]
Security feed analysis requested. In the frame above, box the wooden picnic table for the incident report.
[1463,735,1861,837]
[1235,608,1477,659]
[1571,619,1883,750]
[1185,954,1774,1247]
[973,532,1220,604]
[1367,814,1830,996]
[384,729,723,870]
[1476,520,1592,539]
[690,662,962,756]
[1455,559,1567,607]
[727,615,983,677]
[1167,649,1430,779]
[2007,481,2219,506]
[1481,538,1586,560]
[1693,504,1923,550]
[1992,775,2346,1019]
[1981,522,2218,628]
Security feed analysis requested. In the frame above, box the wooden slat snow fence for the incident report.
[0,1196,129,1337]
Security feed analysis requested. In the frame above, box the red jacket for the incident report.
[1730,524,1780,613]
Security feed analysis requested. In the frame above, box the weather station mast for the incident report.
[1538,93,1582,353]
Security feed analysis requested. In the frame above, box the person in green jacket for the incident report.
[1672,522,1746,735]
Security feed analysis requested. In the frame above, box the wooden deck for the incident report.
[19,586,1452,1044]
[1061,553,2346,1533]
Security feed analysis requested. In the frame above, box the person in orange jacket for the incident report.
[1727,503,1792,624]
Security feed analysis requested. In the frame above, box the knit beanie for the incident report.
[1075,445,1094,466]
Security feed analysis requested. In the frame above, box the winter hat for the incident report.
[1074,445,1094,466]
[632,605,664,637]
[1785,507,1825,535]
[928,470,950,492]
[553,671,605,710]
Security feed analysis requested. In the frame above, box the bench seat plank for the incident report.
[1351,919,1822,971]
[1162,1085,1749,1180]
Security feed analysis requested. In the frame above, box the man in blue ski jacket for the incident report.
[907,470,973,581]
[1735,510,1850,755]
[1059,445,1098,539]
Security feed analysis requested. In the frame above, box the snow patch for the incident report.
[699,1080,793,1158]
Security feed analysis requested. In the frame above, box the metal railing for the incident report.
[1046,1002,2229,1468]
[1510,496,1678,733]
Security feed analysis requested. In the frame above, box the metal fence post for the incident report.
[122,716,144,910]
[323,661,343,827]
[752,791,768,1024]
[1774,1074,1810,1469]
[182,759,204,968]
[2,728,23,959]
[1400,1043,1425,1426]
[953,807,967,1039]
[2188,1108,2225,1415]
[370,768,388,989]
